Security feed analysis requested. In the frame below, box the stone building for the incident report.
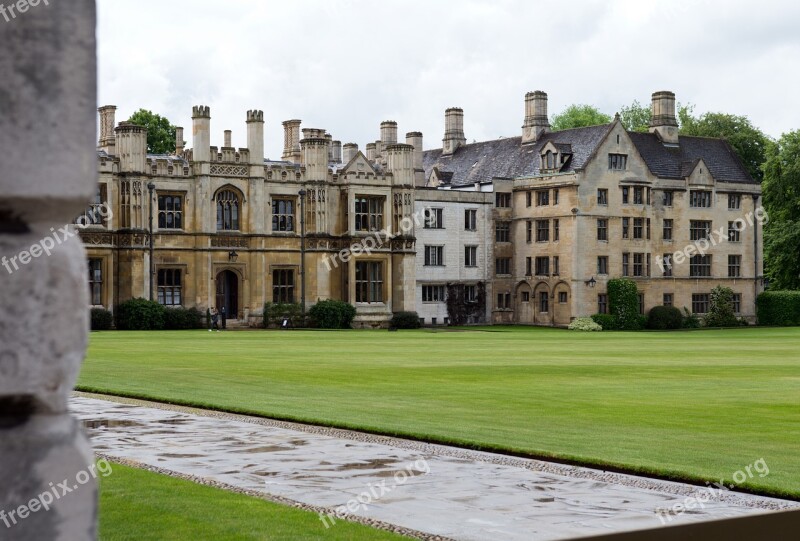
[423,91,764,324]
[84,90,764,327]
[85,107,419,327]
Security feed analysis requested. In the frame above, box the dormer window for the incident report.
[541,150,559,172]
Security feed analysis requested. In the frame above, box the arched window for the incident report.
[216,190,240,231]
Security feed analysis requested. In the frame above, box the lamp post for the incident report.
[147,181,156,301]
[298,189,307,319]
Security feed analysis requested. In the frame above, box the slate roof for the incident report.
[627,133,755,183]
[423,124,757,186]
[422,124,611,186]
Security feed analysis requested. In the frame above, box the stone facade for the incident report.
[423,91,764,325]
[87,108,419,328]
[85,90,764,328]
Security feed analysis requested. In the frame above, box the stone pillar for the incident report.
[191,105,211,162]
[246,110,264,166]
[282,119,302,163]
[0,1,98,539]
[223,130,232,148]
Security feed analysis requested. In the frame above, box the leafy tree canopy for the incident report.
[763,130,800,290]
[550,104,612,131]
[618,100,651,133]
[127,109,177,155]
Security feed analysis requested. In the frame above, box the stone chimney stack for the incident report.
[386,143,415,187]
[406,131,424,186]
[331,140,342,164]
[442,107,466,156]
[366,142,376,162]
[649,90,679,145]
[175,126,185,155]
[191,105,211,162]
[343,143,358,163]
[301,128,329,180]
[246,109,264,165]
[325,133,333,162]
[380,121,398,146]
[282,119,302,163]
[115,121,148,173]
[223,129,232,148]
[98,105,117,153]
[522,91,550,143]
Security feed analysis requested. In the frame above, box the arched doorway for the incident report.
[516,282,533,324]
[533,282,551,325]
[215,270,239,318]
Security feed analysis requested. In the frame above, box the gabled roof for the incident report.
[422,124,612,186]
[423,125,756,186]
[628,133,755,184]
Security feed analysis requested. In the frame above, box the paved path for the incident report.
[72,394,797,541]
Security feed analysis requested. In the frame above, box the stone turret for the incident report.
[115,121,147,173]
[191,105,211,162]
[522,91,550,144]
[300,128,329,180]
[442,107,466,156]
[246,109,264,165]
[381,121,398,146]
[386,143,415,186]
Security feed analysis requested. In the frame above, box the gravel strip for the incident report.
[77,391,797,512]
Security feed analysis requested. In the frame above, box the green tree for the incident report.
[763,130,800,290]
[127,109,177,155]
[550,104,612,131]
[618,100,651,132]
[679,111,769,182]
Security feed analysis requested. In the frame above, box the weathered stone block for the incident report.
[0,415,96,540]
[0,230,88,414]
[0,0,97,224]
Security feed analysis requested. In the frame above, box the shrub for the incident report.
[263,302,304,328]
[647,306,683,330]
[607,278,641,330]
[591,314,619,330]
[90,308,113,331]
[308,300,356,329]
[390,311,421,329]
[115,298,165,330]
[705,286,739,328]
[756,291,800,326]
[682,307,701,329]
[568,317,602,331]
[163,307,204,330]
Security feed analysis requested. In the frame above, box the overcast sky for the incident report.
[98,0,800,158]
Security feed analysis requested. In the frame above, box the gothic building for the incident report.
[83,90,764,327]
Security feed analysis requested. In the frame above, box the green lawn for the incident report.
[79,326,800,499]
[100,463,410,540]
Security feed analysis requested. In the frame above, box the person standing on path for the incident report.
[221,306,227,330]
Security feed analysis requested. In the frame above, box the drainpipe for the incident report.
[753,194,760,321]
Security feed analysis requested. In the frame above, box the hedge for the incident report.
[163,307,205,330]
[308,300,356,329]
[90,308,113,330]
[115,298,165,330]
[757,291,800,326]
[390,311,421,329]
[591,314,619,330]
[263,302,303,328]
[647,306,683,330]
